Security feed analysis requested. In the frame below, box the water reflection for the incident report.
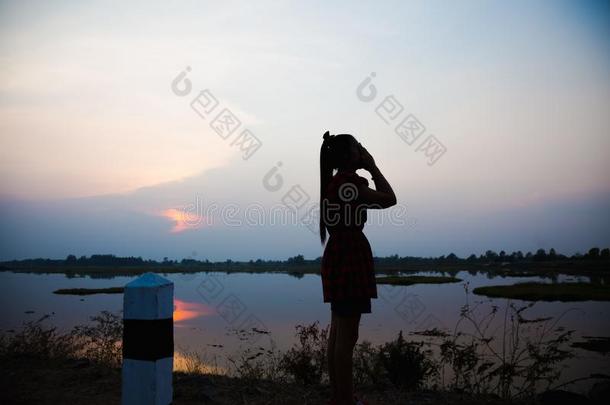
[173,349,226,374]
[173,298,214,325]
[0,270,608,392]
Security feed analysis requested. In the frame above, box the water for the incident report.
[1,270,609,392]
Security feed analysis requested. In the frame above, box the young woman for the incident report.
[319,132,397,405]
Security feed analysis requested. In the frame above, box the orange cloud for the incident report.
[160,208,205,233]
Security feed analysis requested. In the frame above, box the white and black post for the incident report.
[122,272,174,405]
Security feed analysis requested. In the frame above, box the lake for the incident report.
[1,270,609,392]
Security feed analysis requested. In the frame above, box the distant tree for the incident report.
[587,247,600,259]
[445,253,458,262]
[601,248,610,259]
[525,252,533,259]
[496,250,506,263]
[549,248,557,260]
[65,254,77,264]
[181,258,198,266]
[287,254,305,265]
[485,250,498,260]
[466,254,477,262]
[533,249,547,261]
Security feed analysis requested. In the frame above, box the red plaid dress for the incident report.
[321,171,377,302]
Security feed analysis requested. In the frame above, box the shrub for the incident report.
[0,311,123,368]
[279,321,329,385]
[352,340,385,388]
[0,314,79,360]
[377,331,436,390]
[72,310,123,367]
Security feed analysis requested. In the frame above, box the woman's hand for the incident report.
[358,143,376,171]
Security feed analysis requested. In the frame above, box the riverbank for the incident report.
[0,353,535,405]
[3,309,609,404]
[4,347,609,405]
[2,259,609,280]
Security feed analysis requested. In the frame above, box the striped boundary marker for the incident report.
[122,272,174,405]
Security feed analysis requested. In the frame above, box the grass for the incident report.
[375,275,462,286]
[473,282,610,302]
[53,287,124,295]
[0,312,547,405]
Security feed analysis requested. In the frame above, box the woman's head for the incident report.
[319,131,361,244]
[320,132,361,171]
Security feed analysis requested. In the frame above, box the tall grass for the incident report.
[0,293,585,400]
[0,311,122,367]
[412,283,578,400]
[0,314,79,360]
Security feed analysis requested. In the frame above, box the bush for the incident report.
[0,311,123,368]
[0,314,79,360]
[377,331,436,390]
[72,310,123,367]
[352,340,385,388]
[279,322,329,385]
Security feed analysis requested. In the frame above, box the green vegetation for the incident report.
[53,287,124,295]
[473,282,610,302]
[375,275,462,286]
[1,247,609,280]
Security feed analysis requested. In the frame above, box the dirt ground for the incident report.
[0,354,551,405]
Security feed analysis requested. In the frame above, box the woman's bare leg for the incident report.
[328,312,338,401]
[334,313,361,405]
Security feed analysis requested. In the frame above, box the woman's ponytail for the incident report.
[319,131,334,244]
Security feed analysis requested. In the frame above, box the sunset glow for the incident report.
[173,298,214,324]
[160,208,205,234]
[173,350,227,374]
[0,0,608,260]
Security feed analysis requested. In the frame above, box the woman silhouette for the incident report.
[319,132,396,405]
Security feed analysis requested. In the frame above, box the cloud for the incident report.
[158,207,206,234]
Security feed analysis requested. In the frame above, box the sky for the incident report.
[0,0,609,261]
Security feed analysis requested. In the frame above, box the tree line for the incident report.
[1,247,608,269]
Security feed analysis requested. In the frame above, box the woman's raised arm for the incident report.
[358,145,397,208]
